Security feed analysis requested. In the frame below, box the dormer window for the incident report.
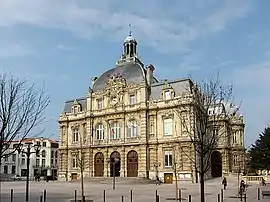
[162,80,174,100]
[72,99,81,114]
[164,91,171,100]
[129,94,135,105]
[97,99,103,109]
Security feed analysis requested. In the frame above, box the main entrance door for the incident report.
[211,151,222,177]
[110,151,121,177]
[127,150,138,177]
[94,152,104,177]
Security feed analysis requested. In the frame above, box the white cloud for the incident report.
[0,0,251,53]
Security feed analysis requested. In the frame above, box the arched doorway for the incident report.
[94,152,104,177]
[127,150,138,177]
[110,151,121,177]
[211,151,222,177]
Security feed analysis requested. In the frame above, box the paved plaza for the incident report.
[0,177,269,202]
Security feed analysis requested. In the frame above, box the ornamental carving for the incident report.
[105,75,126,107]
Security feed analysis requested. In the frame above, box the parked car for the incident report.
[12,175,21,181]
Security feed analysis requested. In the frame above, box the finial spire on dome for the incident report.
[129,23,132,36]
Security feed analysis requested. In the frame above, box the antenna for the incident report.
[129,23,132,36]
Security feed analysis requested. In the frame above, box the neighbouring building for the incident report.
[58,32,245,183]
[1,137,59,179]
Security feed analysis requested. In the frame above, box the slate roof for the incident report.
[92,62,157,92]
[62,97,87,113]
[151,78,192,100]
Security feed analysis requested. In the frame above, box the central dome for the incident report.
[92,62,146,92]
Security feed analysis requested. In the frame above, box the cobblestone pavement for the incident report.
[0,177,269,202]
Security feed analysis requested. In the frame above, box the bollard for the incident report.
[221,189,223,202]
[103,190,106,202]
[258,188,260,200]
[83,196,86,202]
[217,194,220,202]
[156,195,160,202]
[130,190,133,202]
[43,190,47,202]
[122,196,124,202]
[178,189,181,202]
[244,194,246,202]
[188,195,191,202]
[40,195,43,202]
[74,190,77,202]
[156,190,158,198]
[10,189,13,202]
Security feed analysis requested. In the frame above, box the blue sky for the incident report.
[0,0,269,146]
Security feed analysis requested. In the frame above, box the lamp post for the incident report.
[108,157,119,190]
[18,142,41,202]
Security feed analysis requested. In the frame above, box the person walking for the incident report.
[222,177,227,190]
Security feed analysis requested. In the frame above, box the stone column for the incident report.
[120,147,125,177]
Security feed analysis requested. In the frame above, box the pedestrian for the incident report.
[222,177,227,190]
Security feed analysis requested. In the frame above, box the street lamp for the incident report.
[108,157,119,190]
[18,142,41,202]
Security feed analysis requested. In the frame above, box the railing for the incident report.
[242,175,267,183]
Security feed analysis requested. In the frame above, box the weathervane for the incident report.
[129,23,132,36]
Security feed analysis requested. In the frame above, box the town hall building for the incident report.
[58,31,245,183]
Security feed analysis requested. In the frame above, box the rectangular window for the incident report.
[233,155,237,166]
[73,128,79,142]
[12,154,16,162]
[11,166,16,174]
[4,165,8,174]
[233,131,237,144]
[42,159,46,167]
[36,141,41,146]
[36,159,40,167]
[164,150,173,167]
[72,157,77,168]
[51,151,54,158]
[163,118,173,136]
[42,142,46,147]
[164,91,171,100]
[97,99,103,109]
[4,156,8,162]
[21,169,27,177]
[55,159,57,165]
[21,158,25,165]
[96,124,104,140]
[129,94,135,105]
[51,159,54,165]
[127,120,137,138]
[110,122,121,139]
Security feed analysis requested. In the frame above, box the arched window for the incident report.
[110,122,121,139]
[127,120,138,138]
[96,123,104,140]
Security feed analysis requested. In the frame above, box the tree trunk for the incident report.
[200,173,205,202]
[81,170,84,202]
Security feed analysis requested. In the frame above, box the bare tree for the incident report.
[0,73,50,159]
[173,75,236,202]
[73,133,88,202]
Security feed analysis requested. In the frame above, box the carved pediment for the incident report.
[105,75,126,96]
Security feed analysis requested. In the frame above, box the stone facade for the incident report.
[58,33,245,183]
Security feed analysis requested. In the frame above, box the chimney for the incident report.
[146,64,155,86]
[91,77,98,88]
